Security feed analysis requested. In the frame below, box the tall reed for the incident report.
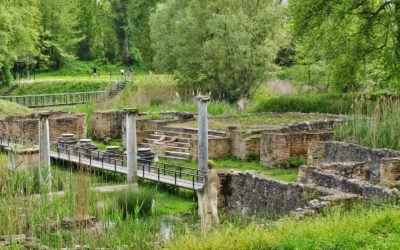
[336,96,400,150]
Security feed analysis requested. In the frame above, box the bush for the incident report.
[251,93,353,114]
[116,188,157,218]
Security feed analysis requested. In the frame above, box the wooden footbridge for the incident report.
[0,134,204,190]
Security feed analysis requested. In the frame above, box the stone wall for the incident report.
[91,111,124,140]
[92,110,169,140]
[6,147,40,171]
[1,112,86,142]
[217,170,327,218]
[191,137,231,161]
[298,166,400,203]
[227,128,262,160]
[282,119,343,133]
[226,118,341,161]
[260,131,332,167]
[307,141,400,183]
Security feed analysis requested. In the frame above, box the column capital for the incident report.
[196,96,211,102]
[38,112,50,119]
[124,108,139,115]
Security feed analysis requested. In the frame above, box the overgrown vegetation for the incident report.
[166,205,400,250]
[336,97,400,150]
[0,153,196,249]
[251,93,353,114]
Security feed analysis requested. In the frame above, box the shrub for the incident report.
[116,188,157,218]
[251,93,353,114]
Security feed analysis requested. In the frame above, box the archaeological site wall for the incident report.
[91,110,174,140]
[260,131,332,167]
[307,141,400,183]
[190,137,231,160]
[0,112,86,141]
[217,170,329,218]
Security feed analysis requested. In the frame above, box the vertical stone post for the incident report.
[125,108,139,187]
[39,112,51,185]
[380,158,400,188]
[197,96,210,172]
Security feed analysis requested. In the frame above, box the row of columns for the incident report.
[37,96,210,189]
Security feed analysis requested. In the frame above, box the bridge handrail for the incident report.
[53,144,204,181]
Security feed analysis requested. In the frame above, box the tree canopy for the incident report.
[151,0,285,102]
[290,0,400,91]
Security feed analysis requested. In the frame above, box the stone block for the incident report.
[6,146,39,171]
[380,158,400,188]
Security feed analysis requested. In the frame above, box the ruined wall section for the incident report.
[260,131,332,167]
[298,166,400,203]
[307,141,400,182]
[1,112,86,142]
[217,170,327,218]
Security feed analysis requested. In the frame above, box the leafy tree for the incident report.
[38,0,82,69]
[290,0,400,91]
[0,0,40,85]
[151,0,284,102]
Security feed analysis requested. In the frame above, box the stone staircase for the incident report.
[138,126,226,161]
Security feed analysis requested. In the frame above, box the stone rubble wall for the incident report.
[298,166,400,203]
[1,112,86,142]
[191,137,231,161]
[260,131,332,167]
[227,118,341,161]
[217,170,327,218]
[92,110,168,140]
[307,141,400,183]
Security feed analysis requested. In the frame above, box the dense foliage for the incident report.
[290,0,400,91]
[150,0,286,102]
[0,0,161,85]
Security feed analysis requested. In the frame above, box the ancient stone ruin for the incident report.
[0,111,86,141]
[217,141,400,218]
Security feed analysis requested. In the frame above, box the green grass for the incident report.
[0,154,197,249]
[162,158,299,182]
[33,60,147,78]
[93,139,123,151]
[0,99,33,116]
[251,93,353,114]
[166,205,400,250]
[9,79,111,95]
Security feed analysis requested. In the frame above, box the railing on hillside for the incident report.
[0,80,128,108]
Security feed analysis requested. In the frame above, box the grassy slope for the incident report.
[0,99,33,116]
[9,79,111,95]
[166,205,400,250]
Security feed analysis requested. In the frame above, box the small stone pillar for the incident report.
[380,158,400,188]
[307,141,327,167]
[39,112,51,185]
[260,132,290,167]
[197,96,210,171]
[125,108,139,186]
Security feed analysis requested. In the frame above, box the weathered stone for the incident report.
[380,158,400,188]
